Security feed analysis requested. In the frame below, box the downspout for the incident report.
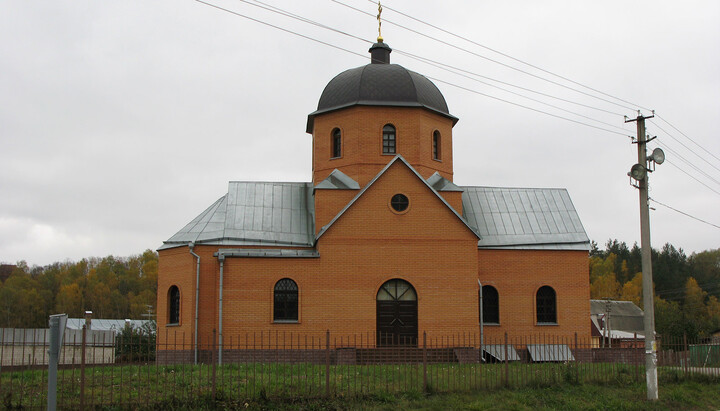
[477,279,484,359]
[217,253,225,365]
[188,242,200,365]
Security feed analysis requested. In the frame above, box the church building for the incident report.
[157,40,591,356]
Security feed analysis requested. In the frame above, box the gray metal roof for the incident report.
[483,344,521,361]
[426,172,463,192]
[160,182,315,250]
[461,186,590,250]
[590,300,645,333]
[527,344,575,362]
[216,248,319,258]
[314,169,360,190]
[315,155,481,240]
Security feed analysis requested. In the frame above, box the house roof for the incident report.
[315,155,481,240]
[160,162,590,252]
[590,299,645,334]
[461,186,590,250]
[159,181,315,250]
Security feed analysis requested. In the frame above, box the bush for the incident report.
[115,321,156,362]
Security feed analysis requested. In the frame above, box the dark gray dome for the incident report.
[306,44,457,133]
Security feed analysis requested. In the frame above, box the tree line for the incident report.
[1,242,718,341]
[590,240,720,341]
[0,250,157,328]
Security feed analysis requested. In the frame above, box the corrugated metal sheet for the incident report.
[483,344,521,361]
[0,328,115,346]
[527,344,575,362]
[65,319,153,332]
[461,186,590,250]
[160,182,315,250]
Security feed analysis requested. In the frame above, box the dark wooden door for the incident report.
[376,279,418,346]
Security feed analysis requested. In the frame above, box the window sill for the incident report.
[482,323,500,326]
[330,156,341,160]
[433,158,442,162]
[166,323,180,327]
[536,322,558,326]
[273,320,300,324]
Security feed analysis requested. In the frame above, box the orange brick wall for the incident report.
[311,106,455,186]
[313,188,358,235]
[477,249,591,341]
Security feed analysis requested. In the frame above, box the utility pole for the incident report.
[626,113,660,401]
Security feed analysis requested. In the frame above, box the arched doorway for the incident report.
[376,279,418,346]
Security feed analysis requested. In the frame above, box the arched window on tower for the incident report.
[332,128,342,158]
[481,285,499,324]
[432,130,441,160]
[274,278,299,322]
[168,285,180,325]
[536,286,557,324]
[382,124,396,154]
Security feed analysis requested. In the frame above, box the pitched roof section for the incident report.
[461,186,590,250]
[314,169,360,190]
[316,155,481,240]
[159,182,314,250]
[426,171,463,192]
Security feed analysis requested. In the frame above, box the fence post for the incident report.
[504,332,509,387]
[325,330,330,397]
[574,332,579,382]
[80,324,86,411]
[634,332,639,381]
[422,332,427,393]
[683,333,688,374]
[212,329,217,401]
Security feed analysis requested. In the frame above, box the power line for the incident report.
[655,114,720,163]
[653,140,720,187]
[332,0,640,113]
[361,0,652,113]
[194,0,369,61]
[650,197,720,229]
[650,120,720,174]
[663,160,720,196]
[428,76,630,137]
[204,0,632,137]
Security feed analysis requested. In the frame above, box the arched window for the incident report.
[432,130,441,160]
[274,278,299,322]
[168,285,180,325]
[331,128,342,158]
[481,285,499,324]
[382,124,396,154]
[536,286,557,324]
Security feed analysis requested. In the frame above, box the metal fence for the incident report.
[1,329,718,409]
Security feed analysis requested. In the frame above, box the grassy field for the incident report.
[159,379,720,410]
[1,363,718,409]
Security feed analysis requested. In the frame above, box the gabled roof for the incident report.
[461,186,590,250]
[159,181,314,250]
[590,299,645,333]
[426,172,463,192]
[316,155,481,240]
[314,169,360,190]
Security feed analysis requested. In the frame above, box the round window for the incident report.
[390,194,409,212]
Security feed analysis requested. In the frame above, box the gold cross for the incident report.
[377,2,383,42]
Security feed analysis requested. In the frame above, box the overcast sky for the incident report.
[1,0,718,266]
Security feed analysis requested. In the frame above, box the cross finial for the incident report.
[377,2,383,42]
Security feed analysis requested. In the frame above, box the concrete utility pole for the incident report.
[626,113,658,400]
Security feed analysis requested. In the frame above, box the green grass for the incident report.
[1,362,718,409]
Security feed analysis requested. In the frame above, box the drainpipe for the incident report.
[477,279,484,358]
[217,253,225,365]
[188,242,200,365]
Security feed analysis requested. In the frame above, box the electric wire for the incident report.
[652,140,720,187]
[649,197,720,230]
[194,0,369,62]
[369,0,653,113]
[663,160,720,196]
[651,120,720,173]
[332,0,640,112]
[209,0,633,135]
[427,75,629,136]
[250,0,630,120]
[655,114,720,163]
[394,49,632,133]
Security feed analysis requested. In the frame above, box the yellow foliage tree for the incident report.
[620,272,643,307]
[590,273,621,299]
